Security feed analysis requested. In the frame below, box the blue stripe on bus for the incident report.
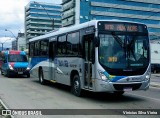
[30,57,48,69]
[104,71,127,82]
[110,76,127,82]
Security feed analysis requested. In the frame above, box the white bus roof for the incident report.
[29,20,146,42]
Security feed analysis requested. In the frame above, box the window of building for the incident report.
[67,32,79,56]
[80,16,83,18]
[85,16,88,19]
[57,35,66,55]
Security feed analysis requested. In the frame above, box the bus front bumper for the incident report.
[93,79,150,92]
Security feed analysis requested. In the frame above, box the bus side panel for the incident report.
[42,60,50,80]
[30,57,49,78]
[54,57,83,86]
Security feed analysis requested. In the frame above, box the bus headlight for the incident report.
[145,73,151,81]
[9,64,14,70]
[144,69,151,81]
[98,71,109,81]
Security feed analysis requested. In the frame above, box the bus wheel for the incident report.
[71,75,82,97]
[114,91,124,96]
[39,69,46,85]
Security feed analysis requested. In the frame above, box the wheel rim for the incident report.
[74,79,79,94]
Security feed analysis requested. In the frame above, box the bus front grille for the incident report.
[113,83,142,91]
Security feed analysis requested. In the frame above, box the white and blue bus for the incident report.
[29,20,151,96]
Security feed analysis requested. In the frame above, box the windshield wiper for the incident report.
[126,36,137,61]
[111,32,137,61]
[111,32,124,49]
[111,32,128,59]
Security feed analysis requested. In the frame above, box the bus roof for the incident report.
[29,19,146,42]
[29,20,97,42]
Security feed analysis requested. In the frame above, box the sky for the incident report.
[0,0,62,48]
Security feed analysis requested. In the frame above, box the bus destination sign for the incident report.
[105,24,138,32]
[98,22,147,33]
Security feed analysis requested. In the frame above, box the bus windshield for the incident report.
[98,33,149,76]
[8,54,28,62]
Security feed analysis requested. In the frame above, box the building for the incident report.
[11,33,25,50]
[62,0,160,39]
[17,33,26,51]
[25,1,62,48]
[12,40,17,50]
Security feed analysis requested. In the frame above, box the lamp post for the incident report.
[5,29,18,50]
[33,1,54,30]
[0,38,11,51]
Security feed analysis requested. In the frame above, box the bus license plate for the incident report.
[123,88,132,91]
[18,72,23,74]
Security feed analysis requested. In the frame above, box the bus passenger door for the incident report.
[49,41,56,81]
[84,34,94,89]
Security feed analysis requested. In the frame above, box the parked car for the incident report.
[0,50,30,77]
[151,64,160,73]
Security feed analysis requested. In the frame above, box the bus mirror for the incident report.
[94,37,100,47]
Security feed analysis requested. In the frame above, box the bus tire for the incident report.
[39,69,46,85]
[114,91,124,96]
[71,75,82,97]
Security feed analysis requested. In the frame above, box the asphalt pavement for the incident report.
[150,73,160,88]
[0,73,160,118]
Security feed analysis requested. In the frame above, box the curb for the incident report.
[150,82,160,88]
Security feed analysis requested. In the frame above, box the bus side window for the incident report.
[49,41,57,59]
[57,35,66,56]
[40,40,49,56]
[34,41,40,56]
[67,32,79,56]
[29,43,34,57]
